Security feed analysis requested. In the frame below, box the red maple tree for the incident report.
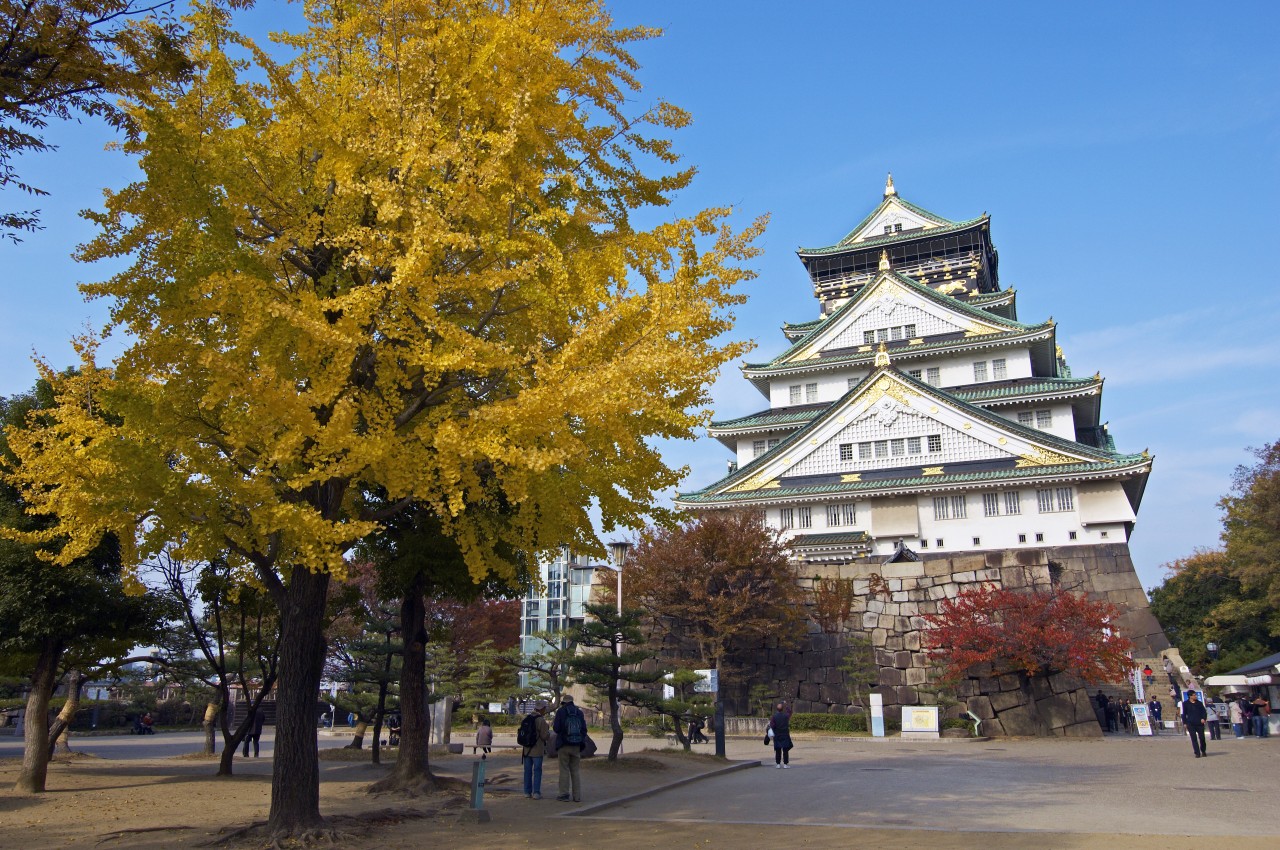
[922,584,1133,683]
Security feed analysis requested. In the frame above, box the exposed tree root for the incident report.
[365,769,469,797]
[201,807,452,848]
[96,825,194,844]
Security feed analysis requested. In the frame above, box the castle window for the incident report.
[858,442,872,459]
[864,330,875,345]
[1069,530,1078,540]
[908,369,922,380]
[876,328,889,343]
[1004,491,1021,515]
[768,438,780,449]
[1037,490,1054,513]
[1056,487,1074,511]
[894,223,903,232]
[936,539,944,548]
[1036,409,1053,429]
[848,377,858,390]
[1035,532,1044,542]
[1018,411,1034,426]
[919,539,928,549]
[826,505,840,526]
[797,507,812,529]
[780,508,794,530]
[874,440,889,458]
[1018,533,1027,543]
[927,434,942,453]
[842,503,856,525]
[890,438,905,456]
[932,497,949,520]
[789,384,801,404]
[826,503,857,527]
[904,324,916,337]
[973,361,988,382]
[839,443,854,462]
[890,326,903,341]
[805,382,818,403]
[972,537,981,546]
[992,358,1007,380]
[1100,531,1109,538]
[983,492,1000,517]
[950,495,967,519]
[926,367,940,386]
[884,225,893,235]
[753,440,766,457]
[907,436,922,454]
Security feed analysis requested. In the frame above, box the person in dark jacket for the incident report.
[552,695,586,802]
[243,706,266,757]
[768,702,794,768]
[1181,690,1208,758]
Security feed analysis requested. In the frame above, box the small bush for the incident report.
[941,717,972,730]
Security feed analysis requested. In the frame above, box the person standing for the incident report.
[1148,697,1163,735]
[1181,690,1208,758]
[1206,701,1222,740]
[520,701,550,799]
[475,716,493,754]
[769,702,794,769]
[242,706,265,757]
[1229,698,1245,738]
[552,695,586,802]
[1252,695,1270,738]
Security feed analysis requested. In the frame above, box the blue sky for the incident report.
[2,2,1277,590]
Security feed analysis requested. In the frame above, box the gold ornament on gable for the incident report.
[1015,447,1078,467]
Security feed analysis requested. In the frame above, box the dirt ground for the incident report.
[0,737,1270,850]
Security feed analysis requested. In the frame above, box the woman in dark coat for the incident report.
[769,702,794,768]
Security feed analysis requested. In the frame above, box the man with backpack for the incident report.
[552,695,587,802]
[518,700,550,799]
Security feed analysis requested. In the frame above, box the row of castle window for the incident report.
[863,324,917,345]
[839,434,943,462]
[972,359,1007,382]
[919,527,1092,550]
[751,437,781,457]
[779,502,857,530]
[1018,409,1053,429]
[933,487,1074,521]
[788,382,819,404]
[882,223,905,234]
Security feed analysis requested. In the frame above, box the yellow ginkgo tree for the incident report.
[2,0,763,836]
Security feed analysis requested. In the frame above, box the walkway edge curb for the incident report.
[560,759,762,817]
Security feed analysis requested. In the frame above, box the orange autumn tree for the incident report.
[922,584,1133,684]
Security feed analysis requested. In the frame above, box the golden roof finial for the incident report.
[874,341,891,368]
[884,172,896,198]
[878,249,891,271]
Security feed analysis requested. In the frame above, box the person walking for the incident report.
[1229,698,1245,738]
[1181,690,1208,758]
[519,700,550,799]
[474,716,493,754]
[242,706,265,757]
[769,702,794,769]
[552,695,587,802]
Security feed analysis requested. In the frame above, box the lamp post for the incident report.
[605,541,630,758]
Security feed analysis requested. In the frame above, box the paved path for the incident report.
[585,733,1280,836]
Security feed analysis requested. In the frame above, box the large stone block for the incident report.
[1035,695,1076,730]
[904,631,921,651]
[950,554,988,572]
[997,673,1022,692]
[879,667,904,687]
[905,667,930,686]
[883,634,904,651]
[1060,720,1103,738]
[953,571,977,583]
[990,689,1024,712]
[882,563,926,578]
[994,702,1041,736]
[966,695,995,719]
[895,686,918,704]
[862,612,880,630]
[799,682,820,702]
[893,650,912,668]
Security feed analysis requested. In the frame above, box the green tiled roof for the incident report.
[747,270,1041,372]
[799,215,988,257]
[710,376,1101,433]
[968,288,1015,305]
[952,376,1101,403]
[789,531,870,547]
[686,366,1137,502]
[677,457,1150,505]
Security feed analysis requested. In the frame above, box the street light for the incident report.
[607,541,630,615]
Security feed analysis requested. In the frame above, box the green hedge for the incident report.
[788,712,867,733]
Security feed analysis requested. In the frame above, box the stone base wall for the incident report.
[721,543,1168,737]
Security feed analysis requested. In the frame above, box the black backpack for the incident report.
[516,713,539,748]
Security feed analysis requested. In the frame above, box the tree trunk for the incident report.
[345,720,368,749]
[48,668,83,758]
[201,700,219,756]
[265,566,331,837]
[607,652,623,761]
[369,571,437,792]
[15,639,62,793]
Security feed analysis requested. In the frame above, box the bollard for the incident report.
[459,755,491,824]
